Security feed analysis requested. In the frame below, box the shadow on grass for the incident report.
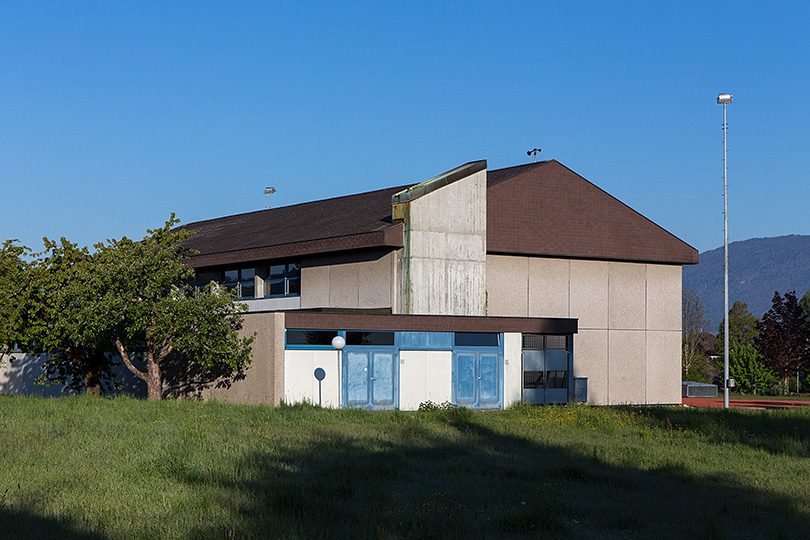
[166,411,810,540]
[638,406,810,457]
[0,507,107,540]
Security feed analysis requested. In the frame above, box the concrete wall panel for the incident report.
[608,262,646,330]
[301,265,330,308]
[572,330,608,405]
[570,260,609,329]
[404,169,487,315]
[608,330,646,404]
[358,255,394,308]
[487,255,684,405]
[485,255,528,317]
[301,252,394,310]
[646,264,682,331]
[204,311,285,405]
[328,262,359,307]
[646,330,681,404]
[528,257,570,318]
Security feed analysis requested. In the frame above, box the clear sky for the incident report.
[2,1,808,254]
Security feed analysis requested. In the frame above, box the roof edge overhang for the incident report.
[392,160,487,220]
[283,311,578,334]
[486,249,699,266]
[186,223,404,268]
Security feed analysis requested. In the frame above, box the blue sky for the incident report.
[2,1,808,254]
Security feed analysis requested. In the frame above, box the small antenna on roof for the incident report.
[527,148,542,163]
[264,186,276,209]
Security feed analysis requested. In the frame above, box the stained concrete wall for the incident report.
[487,255,682,405]
[399,169,487,315]
[301,250,396,310]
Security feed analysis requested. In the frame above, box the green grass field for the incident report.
[0,396,809,540]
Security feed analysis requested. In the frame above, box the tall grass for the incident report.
[0,396,809,539]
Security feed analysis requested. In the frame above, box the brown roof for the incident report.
[182,160,698,268]
[486,160,699,264]
[182,185,408,267]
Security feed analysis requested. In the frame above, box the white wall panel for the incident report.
[503,333,523,408]
[399,350,452,410]
[284,350,341,407]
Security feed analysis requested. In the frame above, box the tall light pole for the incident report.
[717,92,732,409]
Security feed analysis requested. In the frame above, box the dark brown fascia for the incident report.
[186,222,404,268]
[284,311,578,335]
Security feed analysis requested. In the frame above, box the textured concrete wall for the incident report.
[203,311,286,405]
[400,169,487,315]
[300,250,395,310]
[486,255,682,405]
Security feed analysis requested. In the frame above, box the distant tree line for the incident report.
[683,287,810,395]
[0,215,253,399]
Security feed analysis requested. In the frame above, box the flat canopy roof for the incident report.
[283,311,578,335]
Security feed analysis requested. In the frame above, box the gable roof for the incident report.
[181,160,697,268]
[486,160,698,264]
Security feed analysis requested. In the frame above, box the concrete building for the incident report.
[175,159,697,408]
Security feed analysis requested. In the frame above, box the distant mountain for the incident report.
[682,235,810,331]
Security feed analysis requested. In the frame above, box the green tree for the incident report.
[18,238,119,395]
[682,287,712,382]
[714,301,760,356]
[90,216,254,400]
[755,291,810,394]
[714,345,777,395]
[800,289,810,321]
[0,240,30,356]
[4,215,253,399]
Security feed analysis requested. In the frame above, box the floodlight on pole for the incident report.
[717,92,732,409]
[264,186,276,209]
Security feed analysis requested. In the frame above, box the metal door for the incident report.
[343,348,397,410]
[453,351,501,409]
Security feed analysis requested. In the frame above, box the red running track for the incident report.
[682,397,810,409]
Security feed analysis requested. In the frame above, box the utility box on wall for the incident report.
[573,377,588,403]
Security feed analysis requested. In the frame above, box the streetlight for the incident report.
[264,186,276,209]
[717,92,732,409]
